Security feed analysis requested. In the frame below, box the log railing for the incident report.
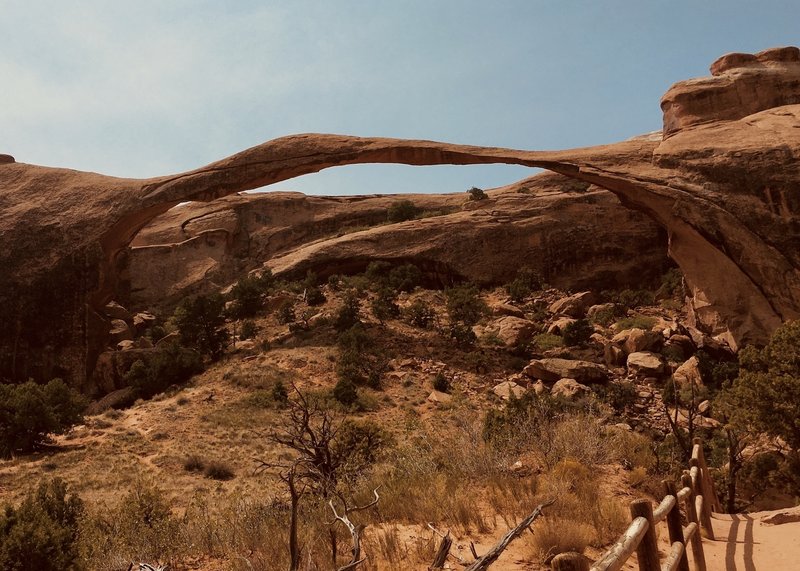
[552,438,720,571]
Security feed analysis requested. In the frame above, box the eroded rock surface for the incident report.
[2,46,800,387]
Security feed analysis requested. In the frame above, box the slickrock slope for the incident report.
[1,46,799,387]
[127,174,668,312]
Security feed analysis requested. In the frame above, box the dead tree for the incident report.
[464,499,554,571]
[427,525,453,570]
[328,487,380,571]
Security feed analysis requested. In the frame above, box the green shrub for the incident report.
[505,266,543,302]
[173,293,229,360]
[596,381,637,412]
[333,378,358,406]
[0,479,84,570]
[388,264,422,293]
[562,319,594,347]
[614,315,657,331]
[183,455,205,472]
[614,289,655,309]
[276,301,296,325]
[432,372,451,393]
[334,290,362,331]
[0,380,86,457]
[228,275,268,318]
[203,460,235,481]
[445,283,487,326]
[240,319,257,340]
[124,344,203,400]
[336,325,384,389]
[404,299,436,328]
[305,286,326,306]
[656,268,684,300]
[448,323,477,348]
[371,287,400,323]
[271,379,289,407]
[533,333,564,352]
[387,200,420,222]
[467,186,488,201]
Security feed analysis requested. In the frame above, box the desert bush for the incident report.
[173,293,229,359]
[589,305,620,327]
[595,380,637,413]
[371,287,400,323]
[404,299,436,328]
[562,318,593,346]
[656,267,684,300]
[614,289,655,308]
[445,283,487,326]
[505,266,543,302]
[239,319,257,340]
[448,323,477,348]
[388,264,422,293]
[183,455,206,473]
[466,186,488,201]
[0,478,85,570]
[124,344,203,400]
[334,290,362,331]
[527,517,594,563]
[228,275,268,318]
[276,301,296,325]
[336,325,385,389]
[532,332,564,351]
[305,286,326,306]
[432,372,451,393]
[333,377,359,406]
[204,460,235,481]
[0,379,86,457]
[387,200,420,222]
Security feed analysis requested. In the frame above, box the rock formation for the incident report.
[1,46,799,387]
[126,174,667,312]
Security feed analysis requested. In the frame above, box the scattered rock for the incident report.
[104,301,132,321]
[548,317,576,335]
[551,378,591,400]
[587,303,616,319]
[133,312,157,332]
[532,380,548,396]
[673,356,703,387]
[698,400,711,415]
[612,328,662,354]
[523,358,609,384]
[604,343,626,367]
[493,381,526,400]
[761,506,800,525]
[549,291,596,318]
[627,352,665,377]
[109,319,133,344]
[485,316,537,347]
[491,302,525,318]
[427,390,453,404]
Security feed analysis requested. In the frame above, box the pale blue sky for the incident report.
[2,1,798,195]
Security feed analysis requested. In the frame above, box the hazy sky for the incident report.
[2,1,798,195]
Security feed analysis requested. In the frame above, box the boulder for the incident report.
[551,378,591,400]
[109,319,133,344]
[427,390,453,404]
[549,291,596,318]
[627,352,665,377]
[587,303,617,320]
[604,343,626,367]
[531,380,548,396]
[133,312,157,333]
[673,356,703,387]
[664,334,695,360]
[493,381,526,400]
[612,328,662,354]
[492,302,525,318]
[523,358,608,384]
[486,316,537,347]
[548,317,576,335]
[104,301,132,321]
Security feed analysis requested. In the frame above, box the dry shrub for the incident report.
[608,428,656,471]
[527,516,594,563]
[627,466,648,487]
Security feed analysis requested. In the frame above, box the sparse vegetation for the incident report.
[505,266,543,302]
[173,293,229,360]
[466,186,488,201]
[404,298,436,328]
[562,318,593,346]
[445,283,487,326]
[386,200,420,223]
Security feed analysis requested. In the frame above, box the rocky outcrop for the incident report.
[523,358,609,384]
[127,175,667,312]
[2,46,800,388]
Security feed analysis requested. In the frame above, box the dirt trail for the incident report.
[703,507,800,571]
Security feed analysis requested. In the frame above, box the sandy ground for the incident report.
[703,507,800,571]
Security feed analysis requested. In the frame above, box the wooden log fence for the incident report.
[553,438,719,571]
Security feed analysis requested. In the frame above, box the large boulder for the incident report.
[551,378,591,400]
[493,381,527,400]
[523,358,609,384]
[485,316,537,347]
[673,356,703,387]
[612,328,662,354]
[549,291,596,318]
[627,352,666,377]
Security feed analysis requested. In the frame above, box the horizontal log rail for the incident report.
[553,437,719,571]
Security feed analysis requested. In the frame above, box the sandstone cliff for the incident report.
[1,46,798,386]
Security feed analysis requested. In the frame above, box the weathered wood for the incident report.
[329,488,380,571]
[630,500,660,571]
[590,517,648,571]
[664,481,689,571]
[681,473,707,571]
[463,499,554,571]
[662,542,686,571]
[428,529,452,570]
[676,486,691,502]
[693,437,722,512]
[653,494,676,524]
[553,552,590,571]
[683,522,697,543]
[695,495,714,540]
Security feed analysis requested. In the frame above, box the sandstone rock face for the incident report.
[2,46,800,387]
[611,328,663,354]
[673,356,703,387]
[493,381,526,400]
[523,358,609,384]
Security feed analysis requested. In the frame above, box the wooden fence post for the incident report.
[690,458,715,540]
[630,499,660,571]
[551,552,589,571]
[693,437,721,512]
[664,481,690,571]
[681,473,707,571]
